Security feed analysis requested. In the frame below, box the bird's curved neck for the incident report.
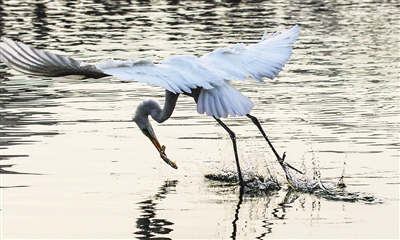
[136,90,179,123]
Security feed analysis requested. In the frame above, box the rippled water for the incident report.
[1,0,399,239]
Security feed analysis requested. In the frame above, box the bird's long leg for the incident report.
[246,114,303,174]
[213,117,245,188]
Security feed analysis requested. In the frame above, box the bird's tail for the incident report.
[197,81,254,119]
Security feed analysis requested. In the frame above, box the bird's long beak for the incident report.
[145,126,178,169]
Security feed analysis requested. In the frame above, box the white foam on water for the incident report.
[199,139,379,203]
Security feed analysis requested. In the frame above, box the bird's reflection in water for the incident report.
[211,183,323,239]
[231,187,244,240]
[134,180,178,240]
[271,189,300,220]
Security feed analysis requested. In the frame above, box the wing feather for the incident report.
[98,56,223,94]
[1,26,299,117]
[0,37,107,78]
[197,81,254,118]
[200,25,299,82]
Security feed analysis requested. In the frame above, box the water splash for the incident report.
[279,150,379,203]
[202,141,379,203]
[202,144,281,191]
[204,169,281,192]
[282,149,328,192]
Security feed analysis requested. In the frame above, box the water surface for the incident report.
[1,0,399,239]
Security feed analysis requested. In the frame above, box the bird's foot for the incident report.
[277,151,304,175]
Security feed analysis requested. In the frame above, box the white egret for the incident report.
[0,25,301,187]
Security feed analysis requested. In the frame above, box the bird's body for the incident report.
[0,25,301,187]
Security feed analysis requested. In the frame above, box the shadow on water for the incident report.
[134,180,178,240]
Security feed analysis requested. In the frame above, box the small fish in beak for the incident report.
[142,125,178,169]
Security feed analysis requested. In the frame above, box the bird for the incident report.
[0,25,301,188]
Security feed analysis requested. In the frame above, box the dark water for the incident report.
[1,0,399,239]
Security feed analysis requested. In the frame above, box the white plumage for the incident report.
[97,25,299,118]
[0,25,299,119]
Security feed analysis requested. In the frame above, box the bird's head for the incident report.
[133,111,178,169]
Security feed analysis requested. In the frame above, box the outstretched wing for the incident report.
[200,25,299,82]
[98,25,299,94]
[0,37,223,94]
[0,37,107,79]
[194,25,299,118]
[97,55,224,94]
[0,25,299,94]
